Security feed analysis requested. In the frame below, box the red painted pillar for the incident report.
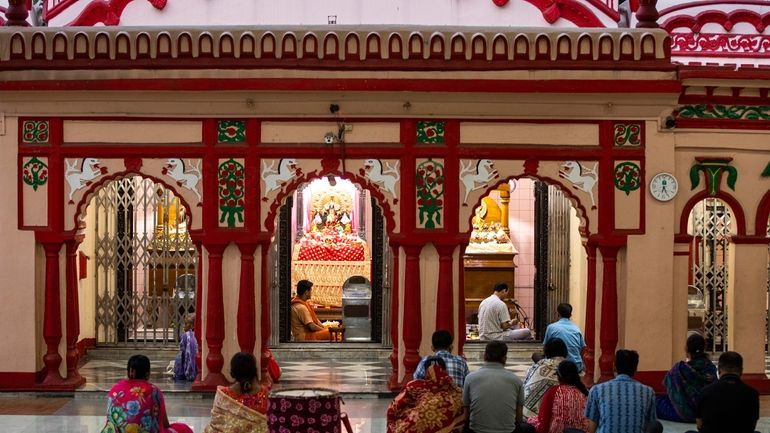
[193,240,203,385]
[598,244,621,383]
[259,240,274,386]
[435,244,456,333]
[457,245,467,355]
[201,242,229,387]
[64,237,85,386]
[41,241,65,386]
[387,243,401,390]
[237,242,258,353]
[3,0,29,26]
[402,244,423,382]
[582,242,597,386]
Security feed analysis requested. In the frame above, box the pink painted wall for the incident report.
[508,179,536,321]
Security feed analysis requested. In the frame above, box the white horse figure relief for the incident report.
[261,159,298,195]
[65,158,107,203]
[460,159,499,205]
[559,161,598,209]
[163,159,202,202]
[362,159,400,198]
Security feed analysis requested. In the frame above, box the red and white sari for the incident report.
[386,364,465,433]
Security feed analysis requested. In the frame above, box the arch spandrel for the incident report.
[458,159,596,235]
[261,158,399,234]
[67,158,203,232]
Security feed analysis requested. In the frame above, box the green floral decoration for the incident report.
[218,159,245,227]
[678,105,770,121]
[22,120,49,144]
[613,123,641,146]
[22,157,48,191]
[690,158,737,196]
[416,121,445,144]
[217,120,246,143]
[416,159,445,229]
[613,162,641,195]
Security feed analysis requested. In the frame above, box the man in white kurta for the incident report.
[478,282,533,341]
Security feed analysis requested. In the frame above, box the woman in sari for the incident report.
[204,352,269,433]
[656,333,717,422]
[387,356,465,433]
[526,360,589,433]
[101,355,193,433]
[173,314,197,382]
[522,338,568,417]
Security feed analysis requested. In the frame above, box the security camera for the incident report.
[324,132,336,144]
[665,116,676,129]
[329,104,340,114]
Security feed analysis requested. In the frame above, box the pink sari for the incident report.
[101,379,193,433]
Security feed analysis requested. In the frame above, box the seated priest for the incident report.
[290,280,332,341]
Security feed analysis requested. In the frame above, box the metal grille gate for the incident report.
[93,176,198,346]
[534,182,572,338]
[690,198,731,352]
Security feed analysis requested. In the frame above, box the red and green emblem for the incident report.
[217,120,246,143]
[416,158,445,229]
[614,162,641,195]
[613,123,642,146]
[22,121,50,144]
[416,121,445,144]
[218,159,245,227]
[22,157,48,191]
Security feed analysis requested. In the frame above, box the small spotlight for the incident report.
[328,15,337,24]
[665,116,676,129]
[329,104,340,114]
[327,174,337,186]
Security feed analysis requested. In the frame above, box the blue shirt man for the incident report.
[414,330,469,387]
[585,349,657,433]
[543,303,586,371]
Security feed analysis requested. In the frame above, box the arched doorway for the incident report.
[687,197,734,352]
[463,178,587,342]
[80,176,198,347]
[267,175,392,346]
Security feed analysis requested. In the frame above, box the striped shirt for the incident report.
[585,374,657,433]
[414,350,470,387]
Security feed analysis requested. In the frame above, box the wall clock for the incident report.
[649,172,678,202]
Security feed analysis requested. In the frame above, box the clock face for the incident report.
[650,173,678,202]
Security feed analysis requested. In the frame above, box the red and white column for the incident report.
[41,241,65,386]
[401,244,423,382]
[582,242,597,386]
[64,236,85,386]
[387,243,401,390]
[434,244,456,333]
[237,242,258,354]
[193,240,203,385]
[259,240,274,386]
[201,242,229,387]
[598,243,621,383]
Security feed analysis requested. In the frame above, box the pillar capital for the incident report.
[236,241,259,256]
[203,241,228,256]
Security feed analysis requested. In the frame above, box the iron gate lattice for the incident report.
[93,177,197,347]
[690,198,731,352]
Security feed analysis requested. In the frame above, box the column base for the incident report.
[634,370,666,393]
[743,374,770,394]
[192,372,231,391]
[36,374,84,391]
[387,372,404,391]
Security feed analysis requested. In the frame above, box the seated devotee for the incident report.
[414,330,470,387]
[655,333,716,423]
[173,313,198,382]
[523,338,568,417]
[478,282,533,341]
[525,360,590,433]
[387,356,465,433]
[290,279,332,341]
[101,355,193,433]
[204,352,269,433]
[543,303,586,372]
[686,351,759,433]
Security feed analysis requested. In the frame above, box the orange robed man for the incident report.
[290,280,331,341]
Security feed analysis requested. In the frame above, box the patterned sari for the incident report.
[523,357,565,417]
[101,379,193,433]
[173,330,197,381]
[656,354,716,422]
[386,364,465,433]
[203,386,269,433]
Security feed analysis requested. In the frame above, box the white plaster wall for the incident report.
[78,202,97,342]
[221,243,240,382]
[44,0,617,27]
[568,208,587,331]
[419,244,439,358]
[0,116,39,373]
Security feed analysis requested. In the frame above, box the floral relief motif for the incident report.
[613,162,641,195]
[22,157,48,191]
[22,120,50,144]
[218,159,245,228]
[416,121,445,144]
[217,120,247,143]
[678,104,770,121]
[613,123,642,146]
[671,33,770,55]
[416,158,445,229]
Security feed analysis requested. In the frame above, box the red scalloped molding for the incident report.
[69,0,167,26]
[672,33,770,57]
[662,9,770,33]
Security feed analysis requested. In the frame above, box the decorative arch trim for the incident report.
[677,190,747,238]
[71,170,196,233]
[661,9,770,33]
[69,0,167,26]
[523,0,606,27]
[263,169,397,235]
[755,189,770,236]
